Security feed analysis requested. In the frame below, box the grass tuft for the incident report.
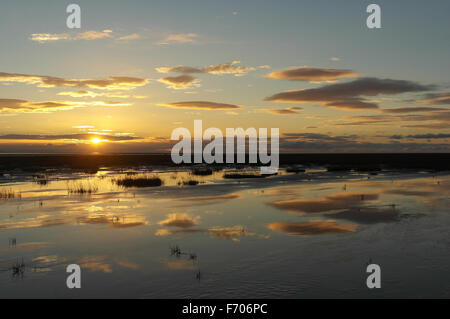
[0,188,21,200]
[67,182,99,195]
[114,175,163,188]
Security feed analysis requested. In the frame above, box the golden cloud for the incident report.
[265,107,303,115]
[0,98,130,113]
[158,75,201,90]
[159,101,242,110]
[0,72,149,90]
[267,67,358,82]
[156,61,255,76]
[158,33,198,44]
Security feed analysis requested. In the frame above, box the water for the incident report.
[0,167,449,298]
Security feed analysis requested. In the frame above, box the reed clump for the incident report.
[0,188,21,200]
[114,175,163,188]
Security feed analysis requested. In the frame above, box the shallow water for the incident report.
[0,168,449,298]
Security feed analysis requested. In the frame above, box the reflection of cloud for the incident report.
[270,192,379,213]
[156,225,258,242]
[177,194,241,201]
[0,241,50,253]
[160,258,196,270]
[265,77,432,110]
[159,101,241,110]
[268,220,357,236]
[158,213,199,228]
[115,259,140,270]
[79,256,112,273]
[0,72,148,90]
[0,211,147,230]
[158,75,201,90]
[325,208,400,224]
[267,67,358,82]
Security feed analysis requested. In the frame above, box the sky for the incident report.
[0,0,449,153]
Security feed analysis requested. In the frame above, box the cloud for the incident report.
[0,72,149,90]
[158,213,199,228]
[30,33,70,42]
[117,33,141,41]
[415,92,450,106]
[156,61,255,77]
[158,75,201,90]
[57,90,132,98]
[75,30,113,40]
[268,220,357,236]
[0,98,130,113]
[266,67,358,82]
[278,131,450,152]
[335,110,450,127]
[158,33,198,44]
[30,30,113,42]
[265,77,433,110]
[159,101,242,110]
[380,107,448,113]
[390,133,450,140]
[265,107,303,115]
[203,61,255,76]
[156,66,204,74]
[0,133,139,142]
[330,57,340,61]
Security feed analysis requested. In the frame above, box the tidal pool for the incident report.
[0,168,449,298]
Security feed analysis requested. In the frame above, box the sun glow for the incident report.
[91,138,102,144]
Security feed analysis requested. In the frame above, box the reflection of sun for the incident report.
[91,138,102,144]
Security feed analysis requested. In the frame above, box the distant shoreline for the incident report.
[0,153,448,171]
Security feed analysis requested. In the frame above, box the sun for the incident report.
[91,138,102,144]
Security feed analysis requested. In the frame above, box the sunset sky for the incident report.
[0,0,449,153]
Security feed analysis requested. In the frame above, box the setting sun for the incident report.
[91,138,102,144]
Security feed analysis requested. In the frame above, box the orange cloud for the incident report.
[159,101,242,110]
[267,67,358,82]
[0,72,149,90]
[158,75,201,90]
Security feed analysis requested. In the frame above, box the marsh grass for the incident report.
[180,179,200,186]
[67,181,99,195]
[223,173,267,179]
[34,174,50,186]
[192,168,213,176]
[11,258,25,278]
[0,188,21,200]
[114,174,162,188]
[286,167,306,173]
